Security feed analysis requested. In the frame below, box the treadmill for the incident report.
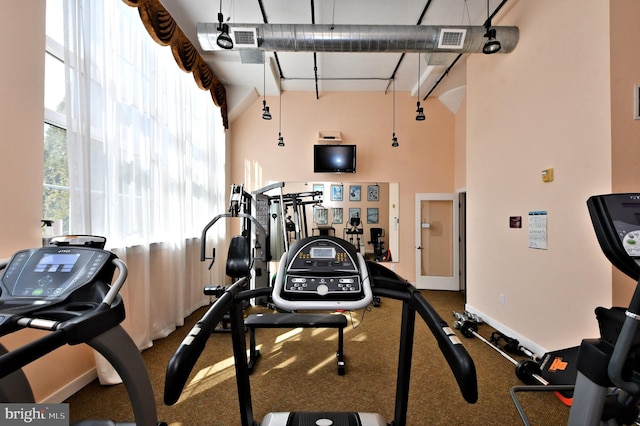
[0,235,165,426]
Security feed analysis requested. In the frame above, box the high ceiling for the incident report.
[159,0,514,115]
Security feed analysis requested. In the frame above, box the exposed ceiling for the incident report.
[158,0,515,118]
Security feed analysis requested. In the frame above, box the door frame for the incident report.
[415,193,459,290]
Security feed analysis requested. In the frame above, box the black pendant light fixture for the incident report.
[391,79,399,147]
[483,0,501,54]
[415,52,426,121]
[215,1,233,50]
[262,58,272,120]
[277,82,284,147]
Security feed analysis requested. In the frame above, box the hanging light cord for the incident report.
[279,86,282,133]
[417,53,420,100]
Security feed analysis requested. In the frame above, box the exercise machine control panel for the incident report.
[286,241,360,296]
[588,193,640,280]
[272,236,373,311]
[0,246,116,305]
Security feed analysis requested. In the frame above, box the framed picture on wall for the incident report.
[314,206,328,225]
[349,185,361,201]
[333,207,343,224]
[330,184,343,201]
[367,185,379,201]
[367,208,379,224]
[313,184,324,200]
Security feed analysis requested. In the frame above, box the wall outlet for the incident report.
[499,294,505,304]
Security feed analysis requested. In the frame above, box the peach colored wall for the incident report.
[465,0,612,353]
[229,91,455,280]
[454,96,467,191]
[0,0,96,402]
[610,0,640,306]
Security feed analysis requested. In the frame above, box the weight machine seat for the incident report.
[226,236,251,279]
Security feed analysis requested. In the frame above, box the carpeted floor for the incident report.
[66,290,569,425]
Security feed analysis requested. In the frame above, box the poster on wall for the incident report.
[528,210,548,250]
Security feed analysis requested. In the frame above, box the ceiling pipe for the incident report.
[197,23,519,54]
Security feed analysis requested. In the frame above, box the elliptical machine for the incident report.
[0,235,166,426]
[164,235,478,425]
[511,194,640,425]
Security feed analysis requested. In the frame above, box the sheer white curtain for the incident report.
[63,0,226,383]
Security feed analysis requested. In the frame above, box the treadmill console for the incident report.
[272,236,373,311]
[588,193,640,280]
[0,246,116,303]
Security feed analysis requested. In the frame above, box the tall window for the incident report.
[43,1,226,362]
[44,0,226,248]
[44,1,69,233]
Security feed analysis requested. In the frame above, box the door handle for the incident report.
[417,246,423,250]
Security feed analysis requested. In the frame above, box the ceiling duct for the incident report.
[197,23,518,53]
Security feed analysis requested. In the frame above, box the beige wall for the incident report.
[0,0,96,402]
[465,0,612,353]
[230,90,456,280]
[610,0,640,305]
[454,96,467,191]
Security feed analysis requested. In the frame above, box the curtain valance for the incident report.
[123,0,229,128]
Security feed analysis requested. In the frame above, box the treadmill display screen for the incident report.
[34,254,80,273]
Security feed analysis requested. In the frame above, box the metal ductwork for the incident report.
[197,23,519,54]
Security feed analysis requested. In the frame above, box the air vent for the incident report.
[231,27,258,48]
[438,29,467,49]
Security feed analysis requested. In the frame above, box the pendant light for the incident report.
[415,52,426,121]
[277,82,284,147]
[215,0,233,49]
[391,79,399,147]
[483,0,501,54]
[261,58,272,120]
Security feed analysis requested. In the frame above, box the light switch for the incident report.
[541,168,554,183]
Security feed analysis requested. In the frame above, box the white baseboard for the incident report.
[40,368,97,404]
[464,304,550,358]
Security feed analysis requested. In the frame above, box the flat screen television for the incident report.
[314,144,356,174]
